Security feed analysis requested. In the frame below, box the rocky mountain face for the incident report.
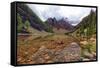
[46,18,74,33]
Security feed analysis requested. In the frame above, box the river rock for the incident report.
[83,51,94,59]
[60,42,81,62]
[52,42,81,62]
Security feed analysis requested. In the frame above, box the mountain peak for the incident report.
[46,17,74,32]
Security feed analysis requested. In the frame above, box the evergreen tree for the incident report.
[17,13,23,33]
[24,20,30,29]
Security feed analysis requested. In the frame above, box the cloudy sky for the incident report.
[27,4,96,25]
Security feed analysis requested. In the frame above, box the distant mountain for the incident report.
[46,17,74,33]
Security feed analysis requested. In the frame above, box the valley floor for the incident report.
[17,33,96,65]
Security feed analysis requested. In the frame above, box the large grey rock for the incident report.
[53,42,81,62]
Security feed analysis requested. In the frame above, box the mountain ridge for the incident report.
[17,4,96,34]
